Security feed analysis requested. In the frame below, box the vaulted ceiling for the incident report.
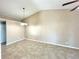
[0,0,78,21]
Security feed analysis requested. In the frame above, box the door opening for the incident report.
[0,21,6,45]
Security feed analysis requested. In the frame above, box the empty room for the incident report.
[0,0,79,59]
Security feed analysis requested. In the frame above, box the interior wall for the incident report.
[6,20,25,45]
[25,10,79,48]
[24,12,40,39]
[0,18,5,22]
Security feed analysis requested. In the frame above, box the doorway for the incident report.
[0,22,6,45]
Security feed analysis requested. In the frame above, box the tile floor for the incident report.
[1,40,79,59]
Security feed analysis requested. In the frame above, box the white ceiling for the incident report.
[0,0,39,21]
[0,0,78,21]
[33,0,79,10]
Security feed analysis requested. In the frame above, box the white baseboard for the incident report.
[6,38,79,50]
[6,39,24,45]
[26,38,79,50]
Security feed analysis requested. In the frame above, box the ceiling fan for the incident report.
[62,0,79,11]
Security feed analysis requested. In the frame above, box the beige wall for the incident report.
[25,10,79,48]
[24,12,40,39]
[25,12,40,25]
[6,20,25,45]
[0,18,5,22]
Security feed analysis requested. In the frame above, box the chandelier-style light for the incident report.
[20,8,28,26]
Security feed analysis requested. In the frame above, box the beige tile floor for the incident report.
[1,40,79,59]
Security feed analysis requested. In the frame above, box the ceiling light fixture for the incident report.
[20,22,28,26]
[20,8,28,26]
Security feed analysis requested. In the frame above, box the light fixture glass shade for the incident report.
[20,22,28,26]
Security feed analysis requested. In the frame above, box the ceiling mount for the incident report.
[23,8,25,10]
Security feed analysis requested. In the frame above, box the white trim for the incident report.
[26,39,79,50]
[6,38,79,50]
[6,39,24,45]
